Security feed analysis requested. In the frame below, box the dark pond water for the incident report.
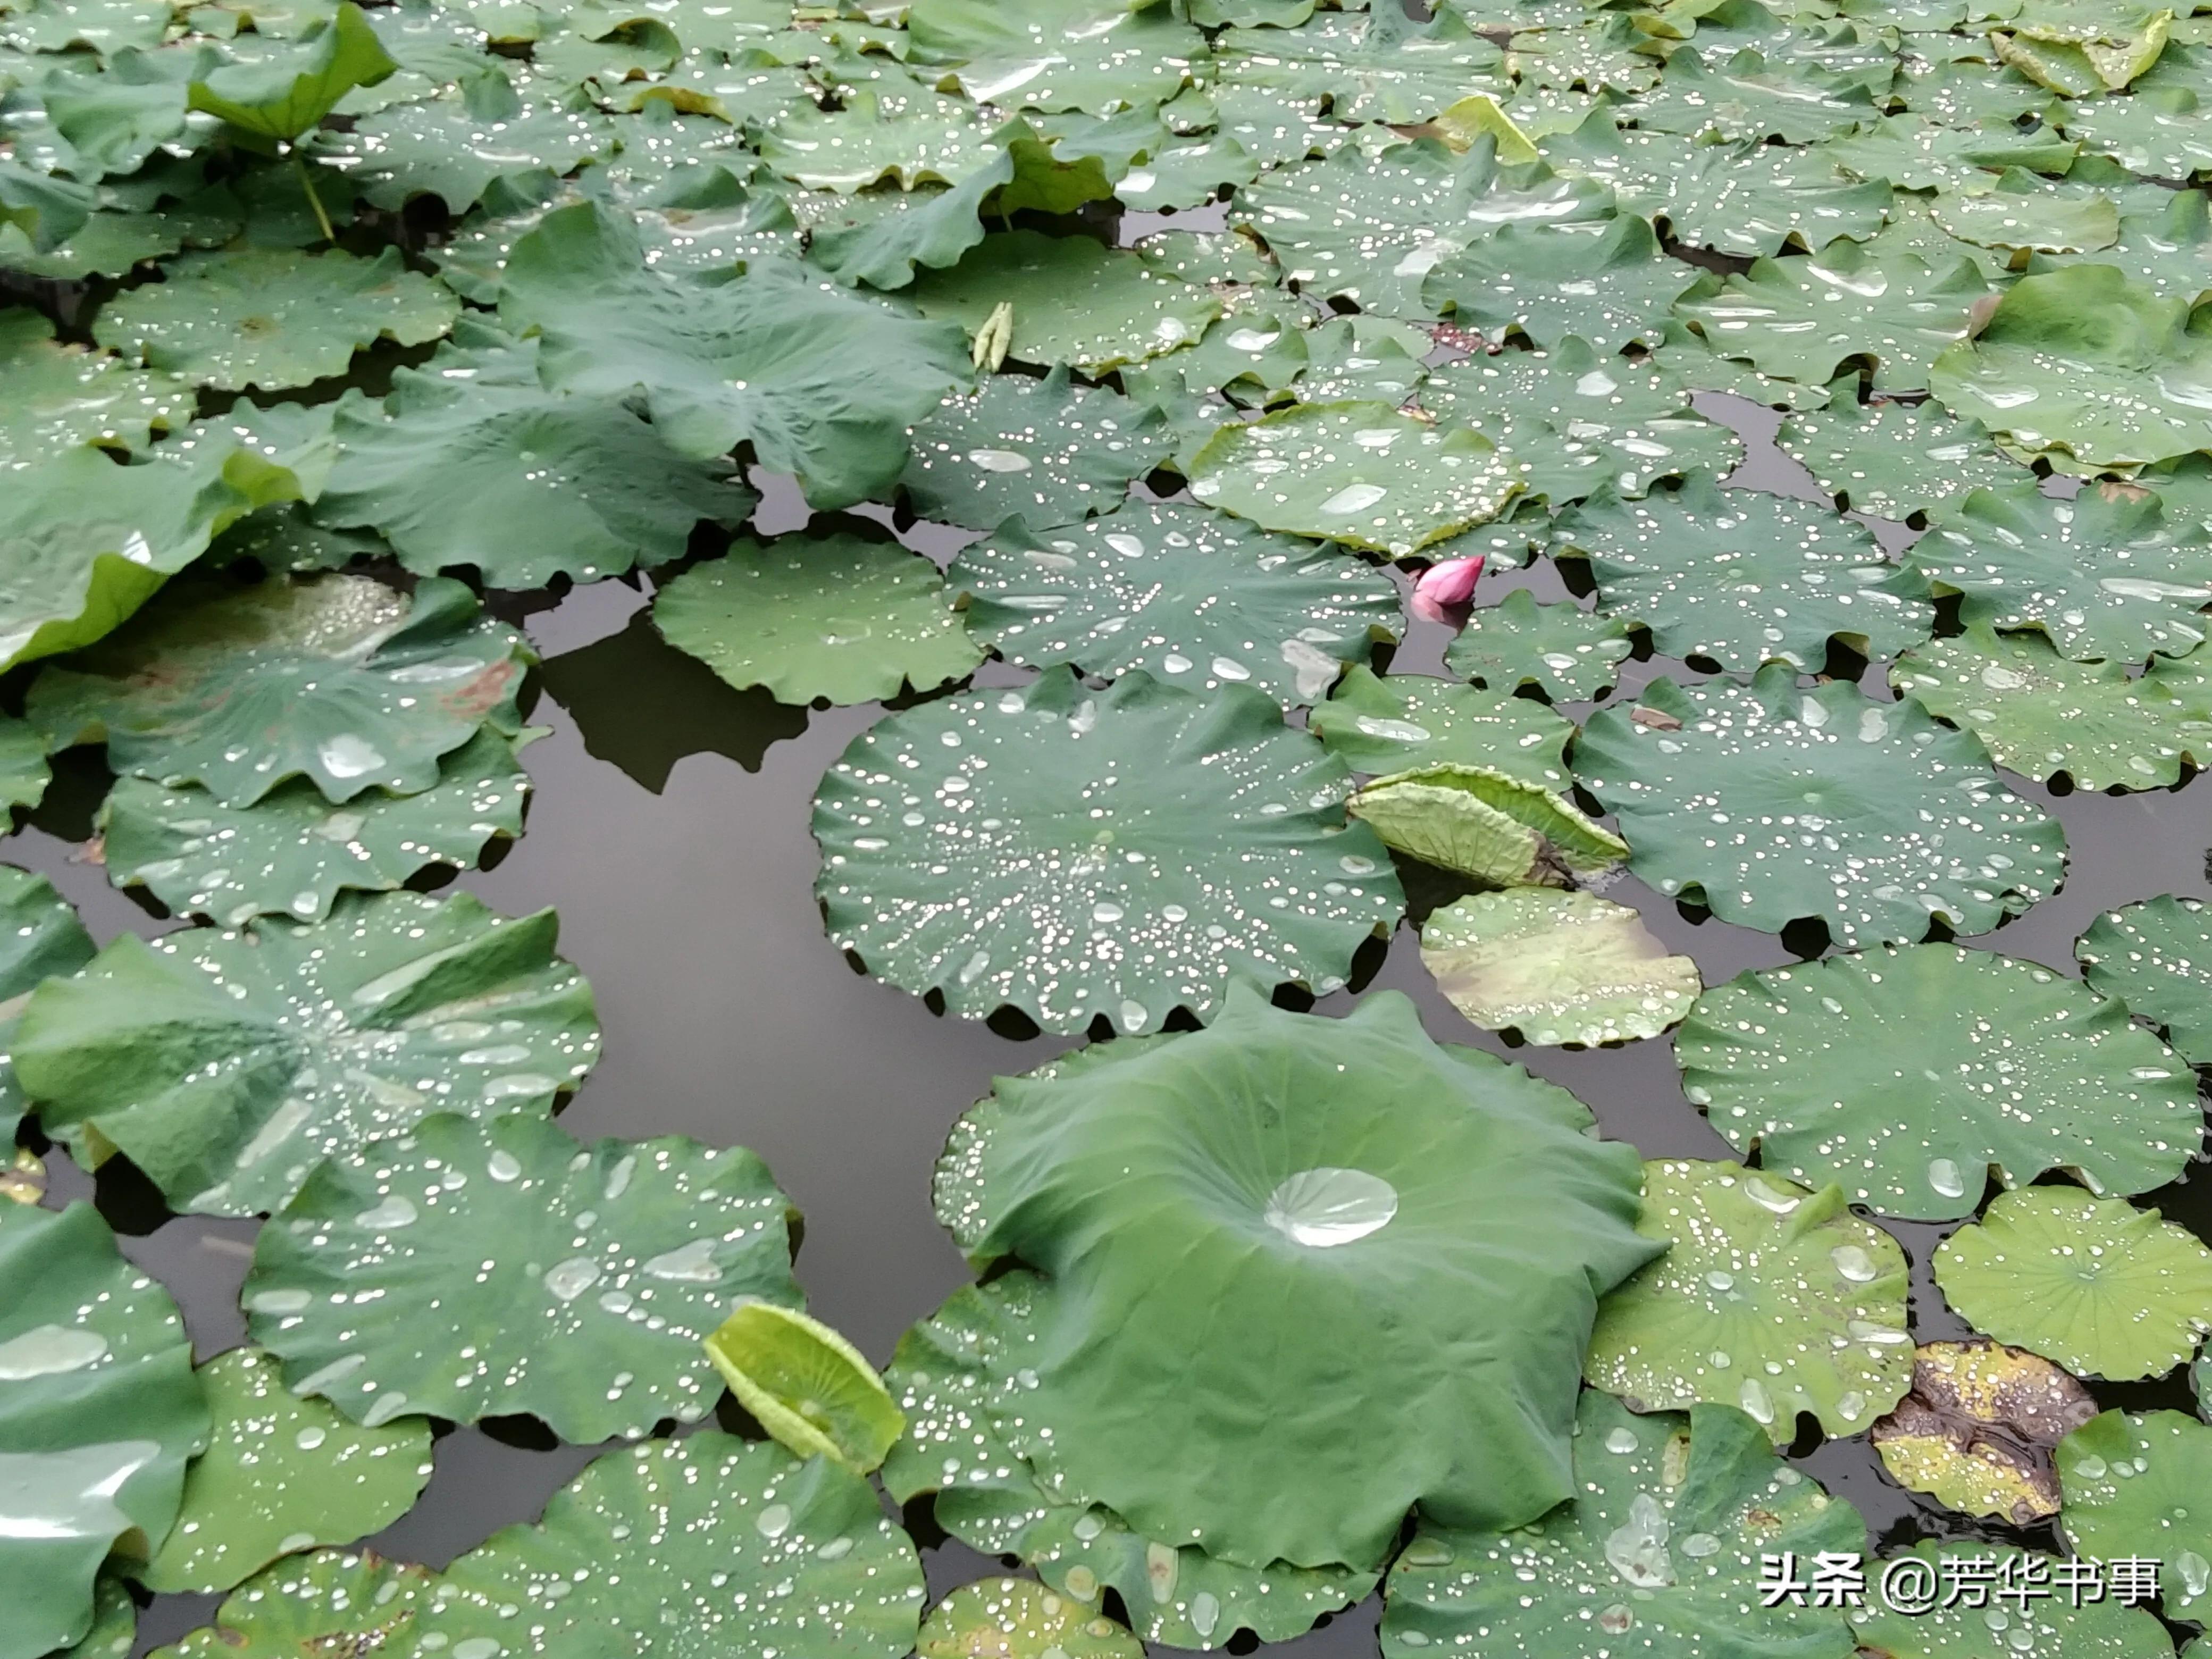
[24,391,2212,1657]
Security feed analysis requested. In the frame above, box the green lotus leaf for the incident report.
[0,0,170,56]
[1187,401,1519,557]
[1627,44,1882,141]
[1310,665,1574,788]
[899,365,1173,531]
[1995,5,2171,94]
[906,0,1203,113]
[1824,112,2081,192]
[187,2,397,143]
[1115,133,1260,212]
[93,247,457,392]
[0,203,214,283]
[1123,290,1314,426]
[1505,12,1664,93]
[920,1579,1143,1659]
[2077,893,2212,1065]
[140,1346,433,1593]
[652,533,982,706]
[704,1302,902,1473]
[947,501,1402,709]
[37,54,204,183]
[497,199,971,506]
[0,157,94,252]
[1777,391,2021,518]
[308,68,615,213]
[814,667,1402,1033]
[244,1109,797,1436]
[1232,137,1613,319]
[1553,472,1933,672]
[1675,239,1998,392]
[0,867,93,1146]
[1928,264,2212,469]
[803,160,1006,289]
[58,1576,135,1659]
[99,727,533,927]
[609,43,822,124]
[943,985,1660,1571]
[0,306,188,465]
[1892,625,2212,789]
[1937,1185,2212,1380]
[1678,942,2198,1221]
[2065,185,2212,308]
[1420,889,1699,1044]
[2058,83,2212,176]
[1904,480,2212,661]
[1649,139,1895,260]
[1212,9,1508,124]
[1930,167,2121,255]
[1870,1339,2096,1524]
[2058,1410,2212,1619]
[17,888,599,1215]
[1587,1158,1913,1441]
[151,1550,439,1659]
[31,574,530,808]
[759,87,992,191]
[1379,1390,1863,1659]
[1849,1541,2175,1657]
[1422,212,1692,352]
[1281,314,1432,407]
[1134,231,1278,290]
[1574,666,2066,948]
[1348,763,1627,885]
[1443,587,1636,700]
[0,1202,209,1659]
[1895,54,2063,121]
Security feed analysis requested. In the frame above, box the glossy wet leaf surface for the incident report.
[1349,763,1626,887]
[2077,892,2212,1064]
[1310,665,1572,789]
[1443,586,1635,700]
[0,307,190,464]
[703,1301,902,1473]
[2057,1409,2212,1619]
[1849,1541,2176,1657]
[1870,1339,2098,1526]
[1420,889,1698,1045]
[0,867,93,1147]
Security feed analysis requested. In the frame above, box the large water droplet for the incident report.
[1928,1158,1968,1199]
[1262,1167,1398,1247]
[544,1256,602,1302]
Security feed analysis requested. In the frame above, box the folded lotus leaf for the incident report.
[2058,1409,2212,1619]
[1870,1339,2097,1524]
[2077,893,2212,1063]
[0,866,93,1145]
[1778,391,2021,518]
[1422,212,1691,352]
[1444,588,1636,701]
[1993,4,2171,94]
[18,889,600,1216]
[1849,1541,2174,1656]
[1678,943,2199,1220]
[1311,665,1573,787]
[1351,762,1626,885]
[0,306,190,463]
[307,68,615,213]
[907,0,1203,113]
[1420,889,1698,1045]
[186,2,397,142]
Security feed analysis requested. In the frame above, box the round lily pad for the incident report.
[1310,665,1574,788]
[653,535,983,708]
[153,1551,439,1659]
[245,1109,799,1438]
[1871,1339,2098,1525]
[2077,894,2212,1065]
[1936,1186,2212,1381]
[703,1302,903,1474]
[1187,400,1519,558]
[813,667,1402,1035]
[0,306,189,464]
[1777,393,2021,520]
[1443,587,1635,701]
[1422,212,1692,352]
[1350,764,1627,886]
[0,1201,209,1659]
[947,501,1403,710]
[0,866,94,1148]
[1848,1542,2176,1657]
[2058,1409,2212,1620]
[1574,665,2067,949]
[139,1346,434,1594]
[1419,889,1699,1045]
[17,889,601,1217]
[29,574,531,808]
[1677,943,2201,1221]
[1930,170,2122,256]
[920,1579,1144,1659]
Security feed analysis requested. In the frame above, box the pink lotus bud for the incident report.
[1410,555,1484,622]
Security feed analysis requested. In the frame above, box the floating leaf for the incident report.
[186,2,398,143]
[1627,44,1883,141]
[2077,893,2212,1065]
[907,0,1203,113]
[653,533,982,707]
[307,69,615,213]
[1777,392,2020,518]
[57,1577,134,1659]
[1444,588,1635,701]
[1849,1541,2175,1656]
[1421,211,1690,352]
[759,88,993,192]
[1677,943,2198,1220]
[1310,665,1574,788]
[1824,112,2081,192]
[0,307,190,464]
[139,1346,433,1594]
[920,1579,1143,1659]
[1870,1339,2097,1525]
[2058,83,2212,178]
[1650,139,1895,261]
[814,667,1402,1034]
[947,501,1402,710]
[1211,9,1509,124]
[1350,763,1627,886]
[2058,1410,2212,1619]
[703,1302,902,1474]
[0,868,94,1147]
[1420,889,1698,1044]
[1574,666,2066,948]
[1993,0,2172,94]
[1930,167,2122,256]
[152,1551,440,1659]
[18,889,600,1216]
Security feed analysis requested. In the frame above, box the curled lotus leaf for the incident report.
[2077,893,2212,1064]
[906,0,1203,113]
[1586,1159,1913,1442]
[1420,212,1692,353]
[0,867,94,1146]
[1310,665,1574,789]
[947,501,1403,710]
[184,2,398,141]
[813,667,1403,1035]
[153,1550,439,1659]
[1573,665,2066,948]
[1116,133,1260,212]
[1891,625,2212,789]
[1992,3,2172,94]
[1777,392,2021,519]
[1848,1541,2175,1657]
[0,306,190,464]
[0,719,48,821]
[1187,401,1520,558]
[2058,1410,2212,1619]
[1676,943,2199,1221]
[1420,889,1699,1045]
[653,534,982,707]
[16,889,600,1217]
[703,1303,902,1474]
[920,1579,1142,1659]
[139,1346,434,1594]
[802,168,1005,292]
[0,1202,209,1659]
[2072,185,2212,308]
[29,574,532,808]
[1929,167,2122,255]
[1444,588,1635,701]
[1552,472,1934,672]
[306,68,615,214]
[1350,763,1627,886]
[1379,1390,1863,1659]
[97,727,534,927]
[1870,1339,2097,1526]
[939,985,1661,1572]
[1936,1185,2212,1380]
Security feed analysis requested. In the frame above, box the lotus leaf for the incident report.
[1281,314,1432,407]
[1422,213,1691,353]
[1779,392,2019,518]
[703,1302,901,1473]
[2078,894,2212,1063]
[2067,186,2212,307]
[920,1579,1142,1659]
[1420,889,1699,1044]
[900,366,1172,532]
[60,1577,134,1659]
[2058,83,2212,177]
[1904,480,2212,661]
[0,868,92,1145]
[1444,588,1636,700]
[1115,133,1259,212]
[1629,44,1883,141]
[0,0,170,55]
[1849,1542,2175,1656]
[1649,139,1895,261]
[0,157,94,251]
[0,1201,209,1659]
[308,68,615,213]
[1870,1339,2097,1524]
[1574,666,2066,947]
[758,88,991,191]
[99,727,533,927]
[941,985,1661,1571]
[245,1110,797,1436]
[1678,943,2198,1220]
[947,501,1401,710]
[1379,1390,1863,1659]
[186,2,397,143]
[497,200,970,506]
[1929,170,2120,259]
[1824,112,2081,191]
[1993,0,2172,94]
[653,534,981,707]
[1929,263,2212,468]
[31,574,530,808]
[814,667,1401,1033]
[906,0,1202,113]
[0,206,210,282]
[0,307,189,463]
[801,169,1000,290]
[140,1346,433,1593]
[1310,665,1574,788]
[1350,763,1628,885]
[2058,1409,2212,1618]
[1210,10,1509,124]
[154,1550,440,1659]
[1937,1186,2212,1380]
[17,888,599,1215]
[1892,625,2212,788]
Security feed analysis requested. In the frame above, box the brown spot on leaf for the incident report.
[1629,707,1683,732]
[1870,1339,2095,1524]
